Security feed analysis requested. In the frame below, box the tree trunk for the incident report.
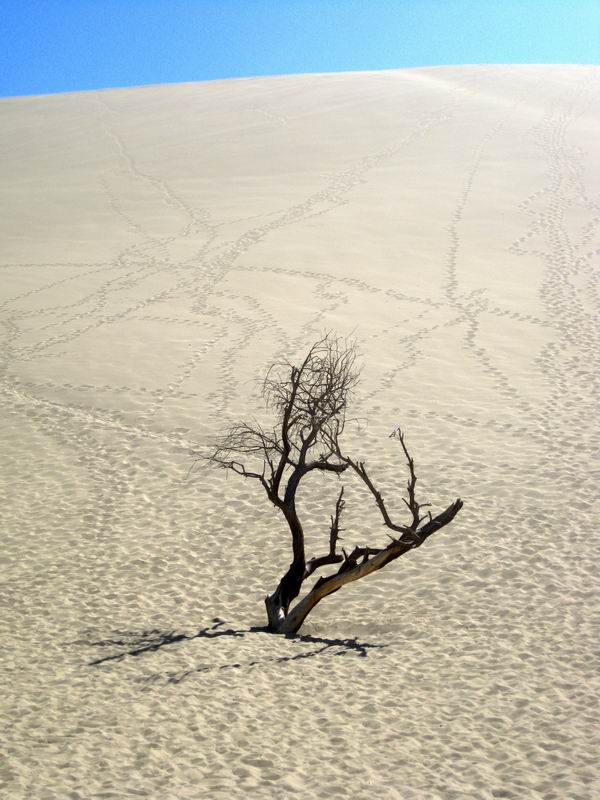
[265,557,306,629]
[264,504,306,630]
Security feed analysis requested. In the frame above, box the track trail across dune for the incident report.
[1,66,599,799]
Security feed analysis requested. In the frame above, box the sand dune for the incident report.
[1,65,599,799]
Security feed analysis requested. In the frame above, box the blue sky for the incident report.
[2,0,599,97]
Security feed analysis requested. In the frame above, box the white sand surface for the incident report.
[1,65,599,799]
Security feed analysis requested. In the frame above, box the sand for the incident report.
[1,64,599,799]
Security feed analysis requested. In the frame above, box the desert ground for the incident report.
[1,64,599,799]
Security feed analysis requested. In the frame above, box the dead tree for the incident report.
[207,334,463,634]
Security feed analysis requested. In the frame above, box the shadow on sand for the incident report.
[71,618,385,682]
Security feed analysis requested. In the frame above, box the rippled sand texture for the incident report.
[1,65,599,799]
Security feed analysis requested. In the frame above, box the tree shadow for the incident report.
[69,618,245,666]
[70,618,385,681]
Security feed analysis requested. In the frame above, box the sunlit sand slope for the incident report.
[1,65,599,799]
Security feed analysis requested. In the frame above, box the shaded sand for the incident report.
[1,65,599,799]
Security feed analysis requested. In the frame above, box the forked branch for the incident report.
[336,428,434,540]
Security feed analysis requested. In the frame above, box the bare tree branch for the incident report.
[305,487,346,577]
[391,428,422,530]
[332,452,406,532]
[334,429,435,540]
